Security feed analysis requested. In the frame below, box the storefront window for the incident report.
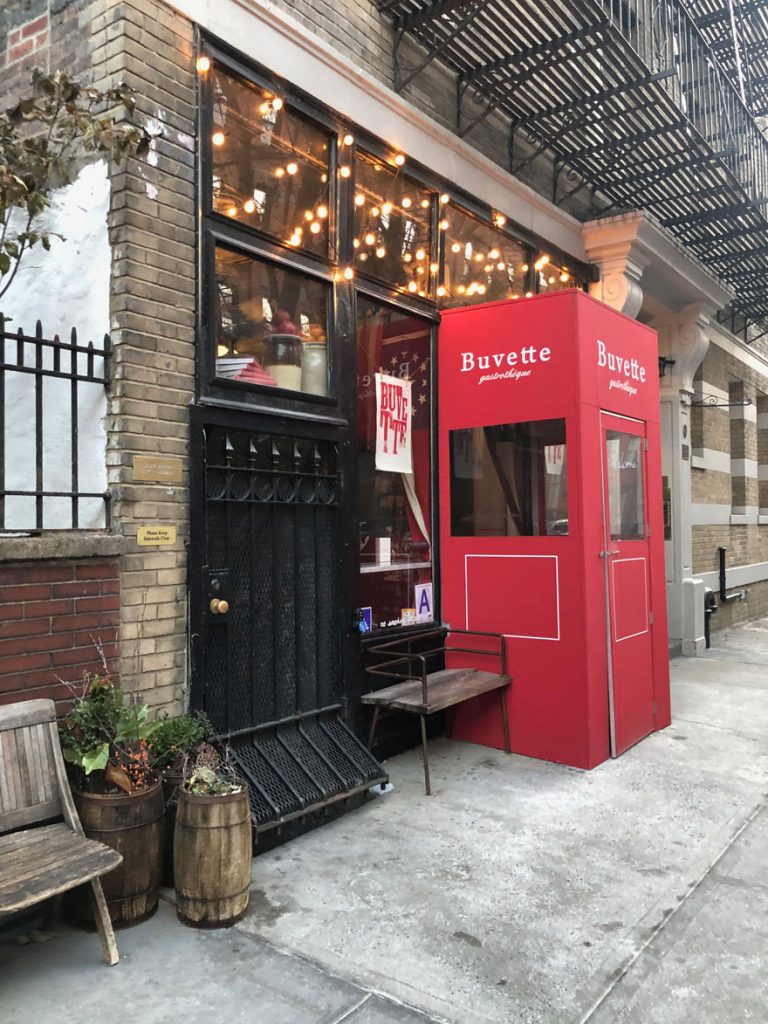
[211,65,332,257]
[357,299,433,629]
[534,252,576,293]
[450,420,568,536]
[440,206,529,308]
[353,151,434,297]
[215,246,330,396]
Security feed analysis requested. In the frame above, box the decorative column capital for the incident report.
[582,225,650,320]
[650,303,711,395]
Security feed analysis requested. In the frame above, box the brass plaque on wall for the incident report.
[133,455,183,483]
[137,526,177,546]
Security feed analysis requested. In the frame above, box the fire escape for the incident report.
[374,0,768,334]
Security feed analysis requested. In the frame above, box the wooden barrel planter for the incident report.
[72,780,165,929]
[161,773,184,887]
[174,785,251,928]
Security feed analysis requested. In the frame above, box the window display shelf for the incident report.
[360,560,432,575]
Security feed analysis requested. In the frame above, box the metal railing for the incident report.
[0,315,111,531]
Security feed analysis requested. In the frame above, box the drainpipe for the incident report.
[718,546,746,603]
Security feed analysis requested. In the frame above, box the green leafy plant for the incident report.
[0,67,154,302]
[59,676,161,794]
[150,712,207,774]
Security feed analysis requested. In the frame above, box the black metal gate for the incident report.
[190,414,386,833]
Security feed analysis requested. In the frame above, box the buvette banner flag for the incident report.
[375,372,413,473]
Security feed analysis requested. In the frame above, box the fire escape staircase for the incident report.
[375,0,768,334]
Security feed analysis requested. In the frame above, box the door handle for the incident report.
[209,598,229,615]
[600,549,620,558]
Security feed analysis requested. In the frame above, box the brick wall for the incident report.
[93,0,196,712]
[0,560,120,712]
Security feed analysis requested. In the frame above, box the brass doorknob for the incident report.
[209,598,229,615]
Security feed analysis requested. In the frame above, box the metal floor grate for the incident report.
[231,712,388,833]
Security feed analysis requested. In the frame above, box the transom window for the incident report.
[440,206,530,307]
[352,150,434,296]
[211,64,333,258]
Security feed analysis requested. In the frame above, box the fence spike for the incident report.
[35,320,43,340]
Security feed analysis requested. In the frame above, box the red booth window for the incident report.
[450,420,568,536]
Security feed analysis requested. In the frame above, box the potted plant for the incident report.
[59,676,165,928]
[174,745,252,928]
[149,711,207,885]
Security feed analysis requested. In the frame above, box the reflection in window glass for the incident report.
[357,299,432,629]
[605,431,645,540]
[353,152,433,296]
[534,252,577,293]
[215,247,330,396]
[450,420,568,536]
[211,65,332,257]
[441,206,529,308]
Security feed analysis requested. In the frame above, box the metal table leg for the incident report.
[420,713,431,795]
[367,704,380,751]
[500,685,511,754]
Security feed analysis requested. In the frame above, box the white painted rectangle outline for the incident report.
[611,557,649,642]
[464,554,561,641]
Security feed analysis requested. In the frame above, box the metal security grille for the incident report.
[203,427,342,734]
[198,424,386,831]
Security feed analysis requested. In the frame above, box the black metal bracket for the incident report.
[690,393,752,408]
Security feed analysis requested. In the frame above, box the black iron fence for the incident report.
[0,315,110,531]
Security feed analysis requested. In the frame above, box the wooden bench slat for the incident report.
[362,668,511,713]
[0,825,122,911]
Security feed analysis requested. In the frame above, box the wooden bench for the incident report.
[0,699,123,965]
[362,627,511,794]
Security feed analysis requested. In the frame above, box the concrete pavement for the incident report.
[3,619,767,1023]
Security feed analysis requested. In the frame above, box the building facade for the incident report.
[1,0,767,810]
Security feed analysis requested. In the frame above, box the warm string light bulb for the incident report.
[402,197,412,209]
[343,266,354,280]
[272,97,284,111]
[286,162,298,175]
[439,220,449,231]
[408,282,418,293]
[243,199,256,214]
[354,194,365,206]
[342,133,354,146]
[196,55,211,73]
[304,210,314,221]
[535,256,549,271]
[212,131,225,147]
[375,246,386,258]
[415,249,425,260]
[440,194,450,205]
[339,166,351,178]
[226,206,237,218]
[437,285,446,297]
[560,272,569,283]
[394,153,406,166]
[310,222,322,234]
[420,199,430,209]
[382,202,393,215]
[275,167,285,178]
[451,242,461,254]
[316,205,328,219]
[493,212,506,227]
[430,263,439,273]
[364,232,376,246]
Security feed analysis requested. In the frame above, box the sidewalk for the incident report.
[3,620,767,1023]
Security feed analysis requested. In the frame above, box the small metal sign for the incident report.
[133,455,183,483]
[137,525,177,546]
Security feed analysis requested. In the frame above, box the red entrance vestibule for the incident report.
[438,290,670,769]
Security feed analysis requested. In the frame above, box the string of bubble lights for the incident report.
[199,53,574,301]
